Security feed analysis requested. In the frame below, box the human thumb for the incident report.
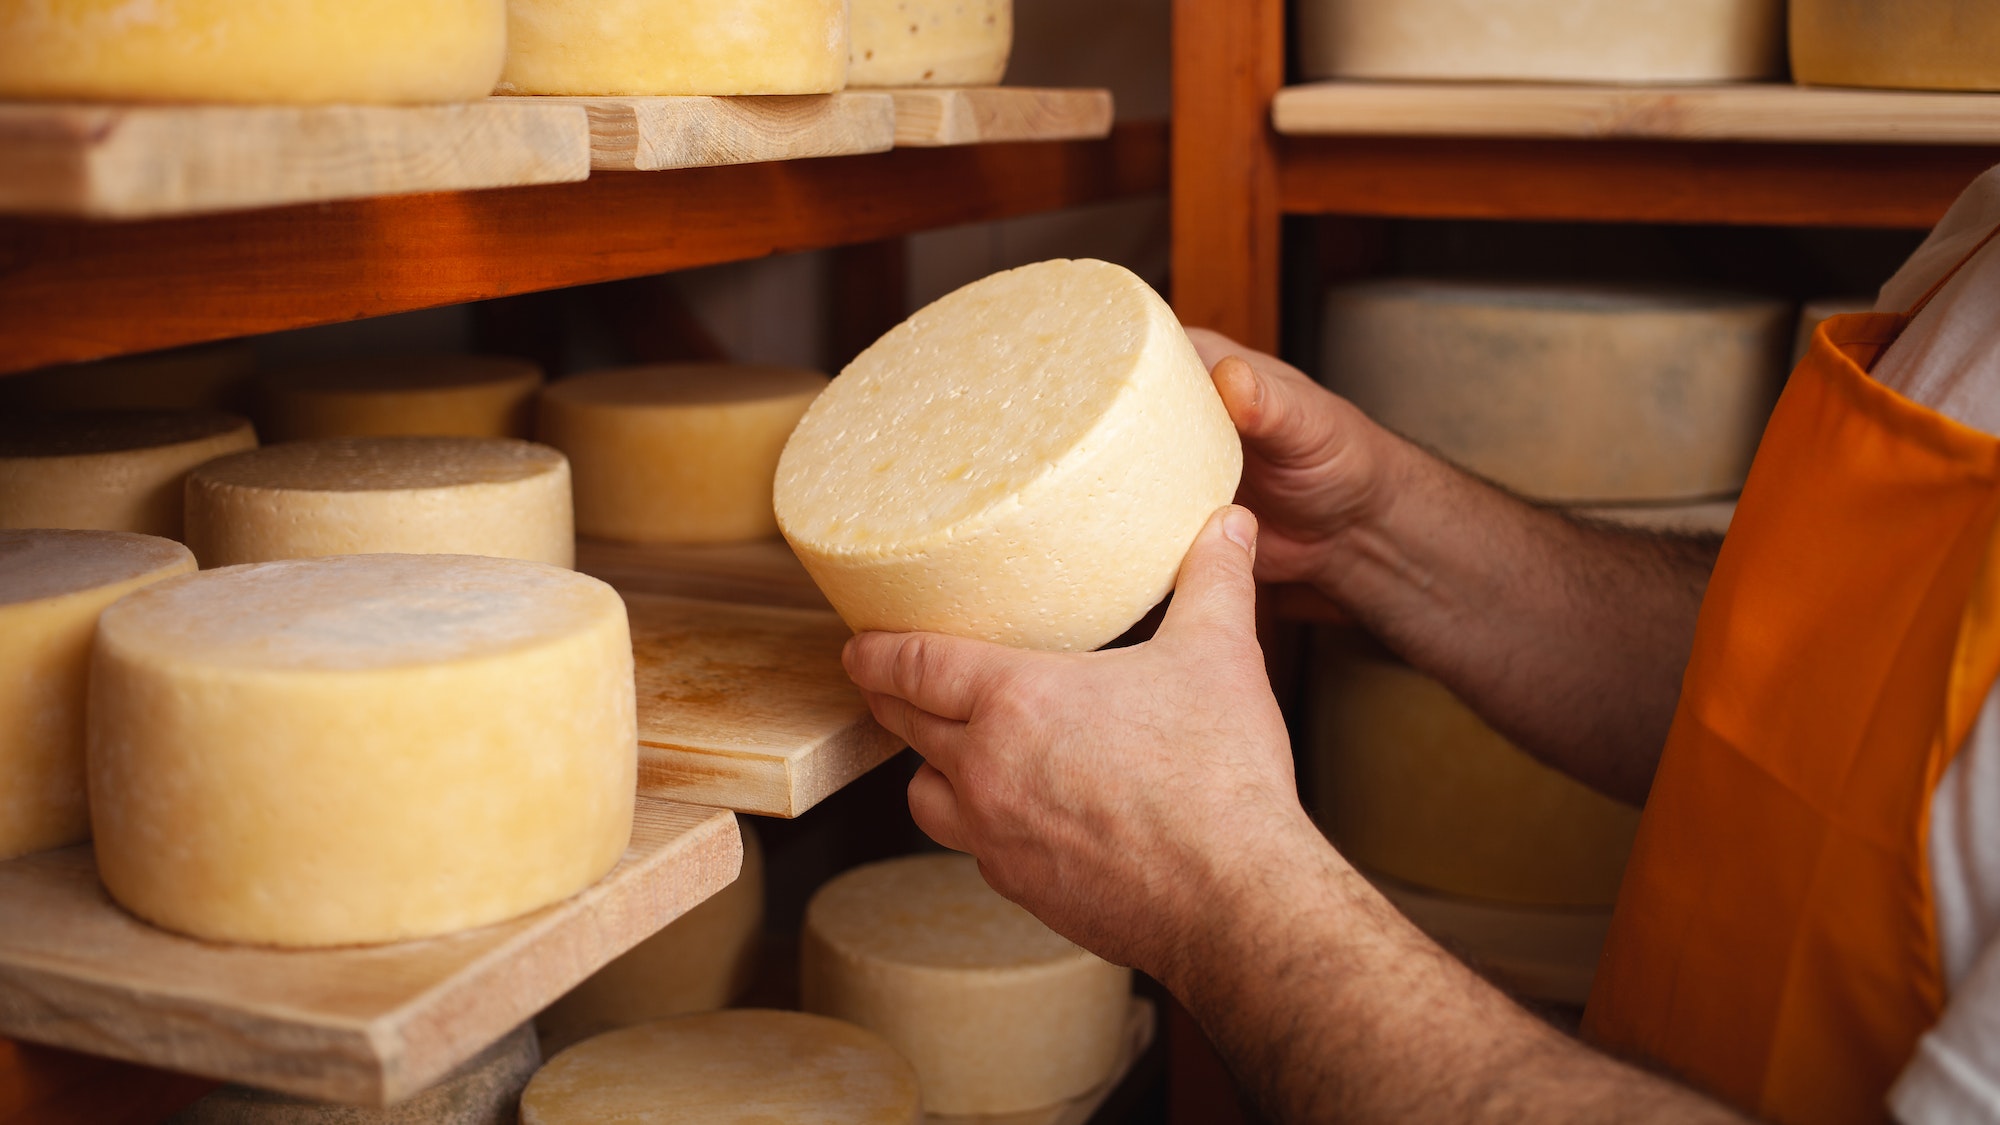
[1159,506,1260,639]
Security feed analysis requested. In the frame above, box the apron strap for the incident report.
[1905,221,2000,320]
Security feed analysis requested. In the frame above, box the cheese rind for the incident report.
[89,553,635,947]
[496,0,847,96]
[848,0,1012,88]
[0,410,257,539]
[262,355,544,442]
[1791,0,2000,91]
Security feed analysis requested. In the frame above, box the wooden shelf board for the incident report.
[0,797,740,1107]
[576,536,827,610]
[888,87,1114,147]
[928,998,1156,1125]
[515,93,895,171]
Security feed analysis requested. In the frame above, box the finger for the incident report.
[843,630,1025,722]
[1161,506,1261,640]
[860,689,966,767]
[1210,354,1347,472]
[908,763,971,852]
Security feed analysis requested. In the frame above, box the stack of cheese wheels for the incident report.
[537,365,827,545]
[0,411,257,539]
[1296,0,1784,83]
[0,343,257,415]
[88,553,635,946]
[0,0,506,103]
[497,0,847,95]
[776,259,1242,652]
[0,531,194,861]
[521,1010,922,1125]
[261,355,544,442]
[849,0,1012,87]
[184,437,574,569]
[1792,0,2000,91]
[802,854,1131,1115]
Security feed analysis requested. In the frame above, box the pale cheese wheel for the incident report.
[521,1010,922,1125]
[776,259,1242,652]
[1321,280,1790,504]
[0,343,257,415]
[496,0,847,96]
[849,0,1012,88]
[1792,0,2000,91]
[801,853,1131,1115]
[0,410,257,539]
[0,0,506,104]
[262,355,544,442]
[88,553,636,947]
[184,437,574,570]
[1793,296,1877,364]
[537,365,827,545]
[1371,876,1611,1006]
[1568,498,1736,537]
[0,530,194,861]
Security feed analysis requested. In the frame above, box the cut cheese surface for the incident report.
[184,436,574,569]
[849,0,1012,88]
[262,354,544,442]
[802,853,1131,1115]
[521,1009,922,1125]
[0,343,257,415]
[775,259,1242,651]
[1791,0,2000,91]
[0,530,194,861]
[497,0,847,96]
[89,553,635,946]
[0,410,257,539]
[538,365,826,545]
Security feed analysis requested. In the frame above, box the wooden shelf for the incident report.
[531,93,896,171]
[888,87,1114,147]
[576,536,827,610]
[928,998,1156,1125]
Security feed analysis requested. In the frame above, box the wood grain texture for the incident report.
[927,999,1155,1125]
[525,93,895,171]
[0,101,591,220]
[575,536,827,610]
[0,799,739,1107]
[888,88,1113,147]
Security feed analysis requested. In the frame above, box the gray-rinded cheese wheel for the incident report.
[849,0,1012,87]
[1791,0,2000,91]
[497,0,847,95]
[262,355,544,442]
[0,343,257,414]
[0,411,257,539]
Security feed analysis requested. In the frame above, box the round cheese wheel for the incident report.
[537,365,827,546]
[1320,280,1790,504]
[262,355,544,443]
[521,1010,922,1125]
[1791,0,2000,91]
[0,343,257,415]
[849,0,1012,88]
[1296,0,1783,83]
[1370,877,1612,1006]
[0,410,257,539]
[776,259,1242,652]
[184,437,574,570]
[1793,296,1877,363]
[0,530,193,861]
[801,853,1131,1115]
[1568,498,1736,537]
[0,0,506,104]
[88,553,636,947]
[497,0,847,96]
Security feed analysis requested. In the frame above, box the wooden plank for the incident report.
[525,93,896,171]
[576,536,828,610]
[0,101,591,220]
[928,999,1155,1125]
[889,87,1113,147]
[0,798,739,1107]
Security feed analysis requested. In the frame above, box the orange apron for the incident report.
[1584,227,2000,1124]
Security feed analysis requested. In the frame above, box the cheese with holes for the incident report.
[521,1010,922,1125]
[1321,280,1789,503]
[0,343,257,415]
[775,259,1241,651]
[1792,0,2000,91]
[0,531,193,861]
[849,0,1012,87]
[89,553,635,946]
[0,0,506,104]
[496,0,847,95]
[0,411,257,539]
[262,355,544,442]
[538,365,826,545]
[184,437,574,569]
[802,854,1130,1115]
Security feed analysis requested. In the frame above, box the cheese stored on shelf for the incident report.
[521,1009,922,1125]
[849,0,1012,88]
[1792,0,2000,91]
[262,355,544,442]
[88,553,635,947]
[0,410,257,539]
[775,259,1242,651]
[496,0,847,96]
[0,343,257,415]
[537,365,826,545]
[801,853,1131,1115]
[184,436,574,569]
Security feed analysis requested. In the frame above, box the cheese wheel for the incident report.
[849,0,1012,88]
[521,1010,922,1125]
[1371,877,1611,1006]
[537,365,827,545]
[1793,296,1877,363]
[1321,280,1790,504]
[262,355,544,442]
[1792,0,2000,91]
[801,853,1131,1115]
[0,410,257,539]
[1296,0,1783,83]
[0,530,194,861]
[1569,498,1736,537]
[88,553,635,947]
[0,0,506,104]
[496,0,847,96]
[776,259,1242,652]
[0,343,257,415]
[184,437,574,570]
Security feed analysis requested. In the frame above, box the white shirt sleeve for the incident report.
[1893,937,2000,1124]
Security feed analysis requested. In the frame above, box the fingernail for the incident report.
[1223,508,1257,552]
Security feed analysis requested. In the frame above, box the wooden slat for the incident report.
[889,88,1113,147]
[927,999,1155,1125]
[528,93,896,171]
[576,536,827,610]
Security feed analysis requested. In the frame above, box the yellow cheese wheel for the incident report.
[776,259,1243,652]
[89,553,635,947]
[0,530,193,861]
[802,853,1130,1116]
[0,0,506,104]
[0,410,257,539]
[1792,0,2000,91]
[521,1010,922,1125]
[849,0,1012,88]
[496,0,847,96]
[184,437,574,569]
[0,343,257,415]
[537,365,827,546]
[261,355,544,442]
[1371,876,1612,1006]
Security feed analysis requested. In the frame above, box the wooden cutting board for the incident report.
[523,93,897,171]
[888,87,1115,147]
[577,536,828,610]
